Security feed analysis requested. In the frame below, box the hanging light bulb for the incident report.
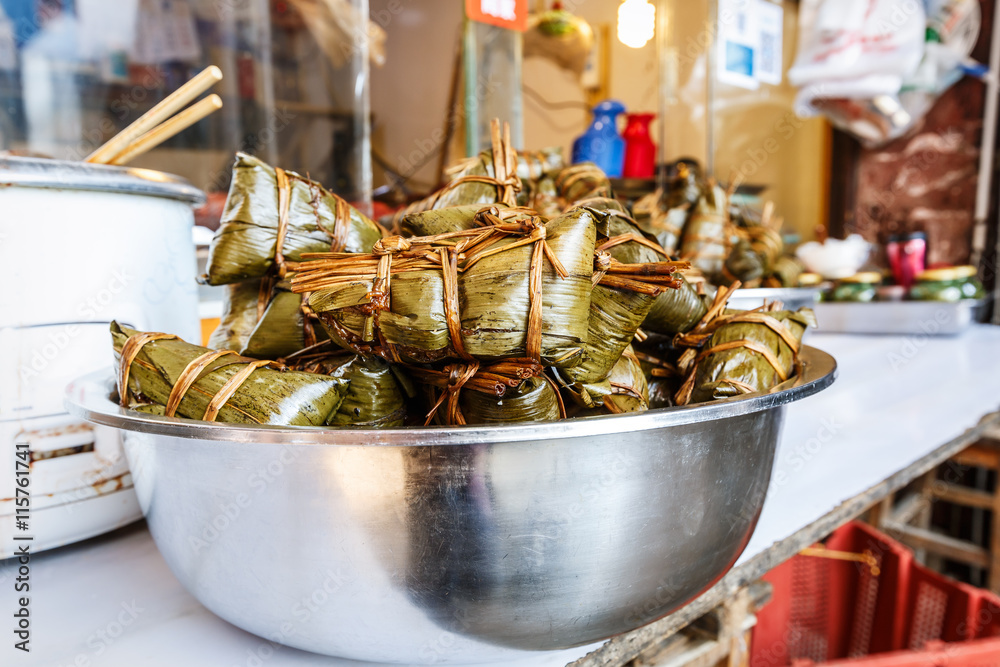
[617,0,655,49]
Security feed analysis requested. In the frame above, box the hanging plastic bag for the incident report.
[788,0,928,146]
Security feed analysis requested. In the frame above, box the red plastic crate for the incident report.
[791,638,1000,666]
[750,521,1000,666]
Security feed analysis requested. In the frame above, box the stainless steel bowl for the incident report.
[65,347,836,664]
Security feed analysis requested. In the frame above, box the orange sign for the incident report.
[465,0,529,32]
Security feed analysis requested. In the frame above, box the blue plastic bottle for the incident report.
[571,99,627,178]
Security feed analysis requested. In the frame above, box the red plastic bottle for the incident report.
[622,113,656,179]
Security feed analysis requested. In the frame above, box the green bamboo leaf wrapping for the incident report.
[720,239,765,287]
[208,280,262,353]
[554,162,613,204]
[564,346,649,413]
[516,147,565,181]
[632,197,688,255]
[301,354,407,427]
[679,183,730,280]
[689,308,815,403]
[203,152,384,286]
[769,255,805,288]
[309,207,598,366]
[459,375,561,424]
[111,322,347,426]
[642,274,709,335]
[461,208,595,363]
[529,175,563,219]
[209,280,328,360]
[243,288,327,360]
[399,149,564,218]
[561,199,660,384]
[647,378,676,409]
[400,204,484,236]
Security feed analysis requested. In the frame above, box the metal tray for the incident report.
[813,300,987,335]
[726,287,823,312]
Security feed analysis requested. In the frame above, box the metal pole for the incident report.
[978,3,1000,322]
[463,17,480,157]
[251,0,278,166]
[656,0,674,191]
[706,0,717,176]
[355,0,372,216]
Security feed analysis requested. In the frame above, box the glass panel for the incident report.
[0,0,371,210]
[658,0,828,242]
[463,16,523,155]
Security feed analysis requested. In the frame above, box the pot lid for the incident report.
[0,156,205,205]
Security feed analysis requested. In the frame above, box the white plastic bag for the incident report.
[789,0,927,110]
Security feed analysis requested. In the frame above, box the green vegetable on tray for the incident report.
[829,272,882,303]
[909,266,985,302]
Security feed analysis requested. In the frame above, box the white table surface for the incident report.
[4,326,1000,667]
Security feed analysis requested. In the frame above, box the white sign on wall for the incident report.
[717,0,784,90]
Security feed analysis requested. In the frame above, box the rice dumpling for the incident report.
[390,121,527,224]
[720,239,764,288]
[527,175,563,220]
[631,162,703,254]
[208,279,264,352]
[554,162,612,205]
[208,278,326,360]
[461,375,562,424]
[561,198,677,384]
[297,205,685,368]
[557,345,649,414]
[676,305,815,405]
[286,348,408,427]
[642,273,709,336]
[203,152,384,286]
[298,208,596,366]
[678,182,732,280]
[407,359,563,426]
[111,322,348,425]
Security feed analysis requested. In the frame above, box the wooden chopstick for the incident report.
[107,94,223,166]
[85,65,223,164]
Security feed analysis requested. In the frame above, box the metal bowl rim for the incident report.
[0,156,205,205]
[65,346,836,447]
